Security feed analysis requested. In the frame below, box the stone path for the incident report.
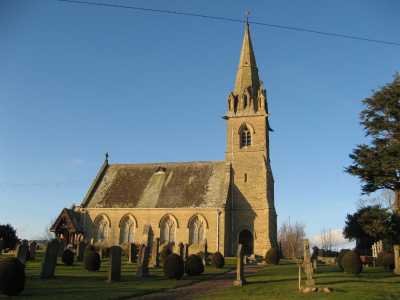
[132,264,262,300]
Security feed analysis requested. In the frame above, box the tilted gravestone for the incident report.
[128,243,137,263]
[16,241,29,264]
[108,246,122,282]
[394,245,400,275]
[76,241,87,262]
[233,243,246,286]
[150,238,160,268]
[29,241,37,260]
[136,244,150,277]
[40,239,60,279]
[302,239,315,288]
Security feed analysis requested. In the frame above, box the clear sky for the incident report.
[1,0,399,244]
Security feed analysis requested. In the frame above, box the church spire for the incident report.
[234,21,260,97]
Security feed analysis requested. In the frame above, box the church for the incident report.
[51,22,278,257]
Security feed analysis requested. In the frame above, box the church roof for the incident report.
[82,161,231,209]
[50,208,83,233]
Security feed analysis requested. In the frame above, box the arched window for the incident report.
[188,215,206,245]
[160,215,176,244]
[240,126,251,148]
[119,215,136,244]
[94,215,110,242]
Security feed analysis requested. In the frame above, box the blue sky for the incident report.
[1,0,399,243]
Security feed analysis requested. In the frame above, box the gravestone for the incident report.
[0,238,4,255]
[233,243,246,286]
[178,243,184,260]
[128,243,137,263]
[40,239,60,279]
[76,241,87,262]
[16,242,29,264]
[302,239,315,288]
[58,240,66,257]
[394,245,400,275]
[108,246,122,282]
[183,243,189,262]
[150,238,160,268]
[136,244,150,277]
[29,241,37,260]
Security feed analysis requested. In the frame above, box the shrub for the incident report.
[163,253,184,279]
[265,247,280,265]
[376,252,394,271]
[0,257,25,296]
[185,254,204,276]
[212,252,225,268]
[336,249,350,271]
[341,251,362,275]
[84,249,101,271]
[160,244,172,266]
[62,249,75,266]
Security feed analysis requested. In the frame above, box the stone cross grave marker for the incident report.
[394,245,400,275]
[108,246,122,282]
[136,244,150,277]
[76,241,87,262]
[302,239,315,288]
[29,241,37,260]
[233,243,246,286]
[150,238,160,268]
[16,241,29,264]
[40,239,60,279]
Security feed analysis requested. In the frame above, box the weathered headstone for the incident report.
[76,241,87,262]
[29,241,37,260]
[302,239,315,288]
[178,243,184,260]
[40,239,60,279]
[58,240,66,257]
[183,243,189,262]
[394,245,400,275]
[0,238,4,255]
[128,243,137,263]
[233,243,246,286]
[16,242,29,264]
[108,246,122,282]
[150,238,160,268]
[136,244,150,277]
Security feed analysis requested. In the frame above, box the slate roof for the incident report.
[82,161,231,209]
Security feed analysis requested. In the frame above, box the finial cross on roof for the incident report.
[245,10,250,24]
[105,152,109,162]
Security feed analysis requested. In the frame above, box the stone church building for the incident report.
[51,23,277,257]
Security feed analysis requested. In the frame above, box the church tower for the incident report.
[225,22,277,256]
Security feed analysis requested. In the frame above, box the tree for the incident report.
[278,220,305,258]
[346,74,400,211]
[343,205,400,252]
[357,189,394,210]
[319,228,339,251]
[0,224,19,250]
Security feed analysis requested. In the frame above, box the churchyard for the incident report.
[1,242,400,299]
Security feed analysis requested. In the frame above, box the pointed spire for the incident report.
[234,20,260,96]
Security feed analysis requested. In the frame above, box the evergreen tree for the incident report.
[346,74,400,211]
[0,224,19,250]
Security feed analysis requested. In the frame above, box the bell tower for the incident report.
[225,22,277,256]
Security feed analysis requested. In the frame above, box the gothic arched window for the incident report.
[240,126,252,148]
[160,215,176,244]
[119,215,136,244]
[188,215,206,245]
[94,215,110,242]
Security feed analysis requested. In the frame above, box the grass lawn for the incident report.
[198,260,400,300]
[0,252,234,300]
